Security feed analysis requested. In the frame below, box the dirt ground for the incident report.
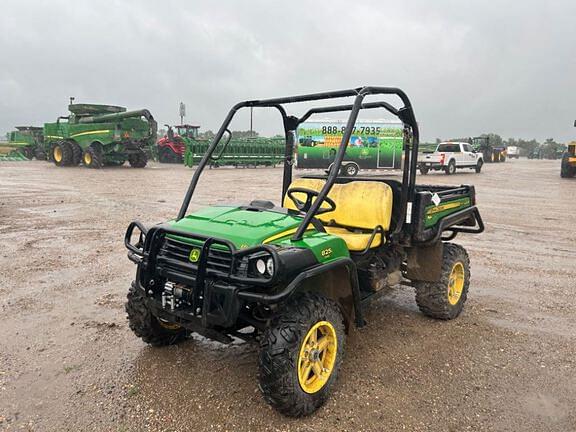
[0,159,575,432]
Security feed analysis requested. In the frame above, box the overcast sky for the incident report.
[1,0,575,142]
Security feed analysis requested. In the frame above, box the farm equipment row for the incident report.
[183,136,285,168]
[2,103,157,169]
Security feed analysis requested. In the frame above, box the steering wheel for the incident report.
[286,187,336,214]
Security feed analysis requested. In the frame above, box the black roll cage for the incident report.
[177,86,420,242]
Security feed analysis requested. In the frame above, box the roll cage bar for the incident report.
[177,86,420,243]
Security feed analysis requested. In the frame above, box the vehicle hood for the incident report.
[167,205,304,248]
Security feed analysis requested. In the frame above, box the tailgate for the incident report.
[411,185,484,243]
[418,153,442,164]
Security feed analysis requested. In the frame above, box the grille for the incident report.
[156,237,233,279]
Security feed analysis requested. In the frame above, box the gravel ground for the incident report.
[0,159,575,432]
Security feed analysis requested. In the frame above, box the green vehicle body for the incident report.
[167,205,350,262]
[44,103,157,168]
[184,136,285,168]
[3,126,45,160]
[124,86,484,417]
[296,120,404,176]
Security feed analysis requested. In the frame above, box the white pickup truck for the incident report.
[418,142,484,175]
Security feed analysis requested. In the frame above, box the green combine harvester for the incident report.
[184,136,285,168]
[44,103,157,168]
[0,126,45,161]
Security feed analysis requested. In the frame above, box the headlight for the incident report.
[256,258,267,275]
[246,253,275,278]
[266,257,274,275]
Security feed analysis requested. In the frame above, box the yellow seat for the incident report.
[283,178,393,251]
[323,227,383,250]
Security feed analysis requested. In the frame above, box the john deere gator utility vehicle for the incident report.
[124,86,484,417]
[5,126,45,160]
[44,104,157,168]
[560,120,576,178]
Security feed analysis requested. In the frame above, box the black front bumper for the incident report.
[125,222,285,332]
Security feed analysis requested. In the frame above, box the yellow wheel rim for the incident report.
[53,146,62,162]
[83,152,92,165]
[298,321,337,394]
[447,262,465,305]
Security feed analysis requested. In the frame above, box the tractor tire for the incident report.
[52,141,73,167]
[159,147,179,163]
[22,147,34,160]
[343,163,359,177]
[414,243,470,320]
[128,151,148,168]
[420,165,429,175]
[70,142,83,166]
[561,155,575,178]
[82,147,103,169]
[444,160,456,175]
[475,160,483,173]
[34,147,47,161]
[125,282,187,347]
[258,292,345,417]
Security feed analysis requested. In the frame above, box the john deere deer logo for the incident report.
[189,248,201,263]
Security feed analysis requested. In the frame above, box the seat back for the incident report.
[283,178,393,231]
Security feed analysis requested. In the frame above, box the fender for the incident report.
[237,257,365,328]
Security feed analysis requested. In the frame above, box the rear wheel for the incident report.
[444,160,456,175]
[159,147,179,163]
[53,141,73,167]
[561,154,575,178]
[128,150,148,168]
[420,165,429,175]
[343,163,359,177]
[83,147,103,169]
[22,147,34,160]
[258,293,345,417]
[125,283,187,347]
[475,160,483,173]
[414,243,470,320]
[34,147,47,161]
[70,142,82,166]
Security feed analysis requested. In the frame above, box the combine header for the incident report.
[184,136,285,168]
[44,103,157,168]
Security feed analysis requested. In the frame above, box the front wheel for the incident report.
[34,147,47,161]
[22,147,34,160]
[159,147,179,163]
[125,282,187,346]
[419,165,429,175]
[128,150,148,168]
[258,293,345,417]
[414,243,470,320]
[475,160,483,173]
[53,141,73,166]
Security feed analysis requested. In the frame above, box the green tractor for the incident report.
[560,120,576,178]
[471,136,506,162]
[44,104,157,168]
[5,126,45,160]
[124,86,484,416]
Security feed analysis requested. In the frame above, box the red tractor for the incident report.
[157,124,200,163]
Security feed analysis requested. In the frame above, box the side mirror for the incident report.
[573,120,576,127]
